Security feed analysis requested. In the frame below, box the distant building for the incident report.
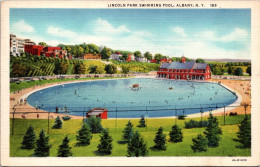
[150,58,172,63]
[110,52,122,60]
[157,56,211,80]
[10,34,35,56]
[24,44,44,56]
[81,53,101,60]
[135,57,147,63]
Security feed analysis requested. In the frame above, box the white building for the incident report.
[135,57,147,63]
[110,53,122,60]
[10,34,35,56]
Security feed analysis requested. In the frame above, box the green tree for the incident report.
[246,66,251,76]
[122,65,130,74]
[34,129,51,157]
[195,58,206,63]
[76,123,92,146]
[77,46,84,57]
[191,134,208,152]
[60,60,69,74]
[57,135,73,157]
[89,65,98,74]
[52,116,63,129]
[204,113,222,147]
[38,42,47,47]
[154,54,163,63]
[169,125,183,143]
[122,53,129,61]
[87,44,100,55]
[66,45,72,53]
[144,51,152,61]
[11,63,28,77]
[134,51,142,59]
[138,115,146,127]
[127,131,148,157]
[101,47,112,60]
[122,120,134,143]
[105,64,117,74]
[97,129,113,155]
[21,125,36,149]
[236,115,251,148]
[153,127,166,150]
[234,67,243,76]
[228,66,234,75]
[85,116,103,134]
[78,62,86,74]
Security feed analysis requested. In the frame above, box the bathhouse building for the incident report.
[157,57,211,80]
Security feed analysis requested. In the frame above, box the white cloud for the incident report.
[12,20,34,33]
[94,18,130,34]
[172,27,187,37]
[196,28,248,42]
[47,26,77,38]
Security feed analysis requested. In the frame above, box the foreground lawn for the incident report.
[10,76,130,93]
[10,115,250,157]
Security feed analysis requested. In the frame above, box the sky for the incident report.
[10,9,251,59]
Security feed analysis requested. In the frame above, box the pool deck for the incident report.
[9,77,251,119]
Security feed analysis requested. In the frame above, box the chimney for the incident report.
[181,56,186,63]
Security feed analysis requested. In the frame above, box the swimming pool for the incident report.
[27,78,237,118]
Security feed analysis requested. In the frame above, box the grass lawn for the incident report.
[10,76,130,93]
[10,114,250,157]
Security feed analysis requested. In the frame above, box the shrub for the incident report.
[57,135,72,157]
[52,116,63,129]
[97,129,113,155]
[127,131,148,157]
[84,116,103,133]
[76,123,92,146]
[185,120,209,128]
[21,125,36,149]
[169,125,183,143]
[62,116,71,121]
[153,127,166,150]
[229,112,238,116]
[191,134,208,152]
[178,115,187,120]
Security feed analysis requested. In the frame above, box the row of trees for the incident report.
[21,114,251,156]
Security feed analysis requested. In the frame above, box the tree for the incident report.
[191,134,208,152]
[76,123,92,146]
[60,60,69,74]
[21,125,36,149]
[122,65,130,74]
[57,135,73,157]
[204,113,222,147]
[66,45,72,53]
[127,131,148,157]
[101,47,112,60]
[153,127,166,150]
[195,58,206,63]
[78,62,86,74]
[144,51,152,61]
[236,115,251,148]
[246,66,251,76]
[97,129,113,155]
[85,116,103,134]
[138,115,146,127]
[154,54,163,63]
[228,66,234,75]
[11,63,28,77]
[38,42,47,47]
[234,67,243,76]
[169,125,183,143]
[52,116,63,129]
[34,129,51,157]
[105,64,117,74]
[134,51,142,59]
[122,120,134,143]
[87,44,100,55]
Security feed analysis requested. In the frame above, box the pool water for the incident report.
[27,78,237,118]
